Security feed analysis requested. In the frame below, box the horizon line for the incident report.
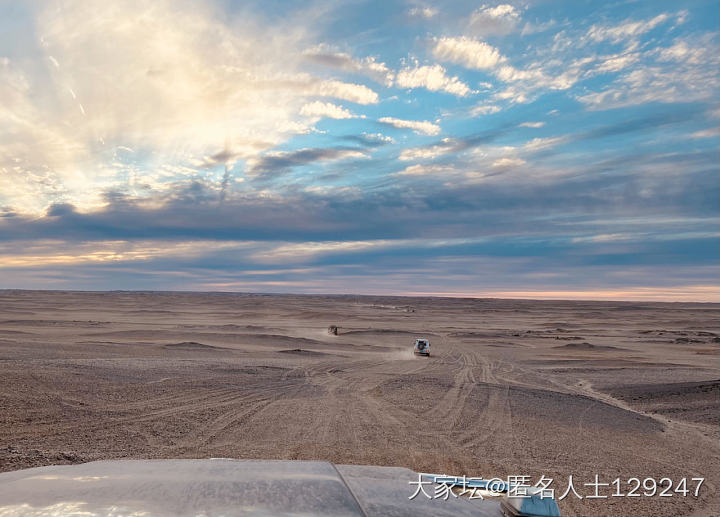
[1,287,718,304]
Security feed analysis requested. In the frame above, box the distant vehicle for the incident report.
[413,338,430,356]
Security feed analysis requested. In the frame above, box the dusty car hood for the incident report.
[0,459,503,517]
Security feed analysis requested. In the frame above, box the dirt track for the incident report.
[0,290,718,517]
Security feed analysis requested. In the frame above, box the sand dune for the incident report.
[164,342,224,350]
[553,342,626,351]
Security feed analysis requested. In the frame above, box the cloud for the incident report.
[387,131,500,166]
[468,4,521,36]
[342,132,394,147]
[255,240,395,262]
[432,37,506,70]
[0,0,717,297]
[378,117,441,135]
[570,233,631,244]
[395,63,471,96]
[657,40,707,65]
[302,45,393,85]
[0,239,249,268]
[520,24,716,111]
[396,164,452,176]
[429,11,709,111]
[310,79,379,104]
[578,64,719,110]
[522,136,567,151]
[593,52,640,74]
[2,152,715,242]
[0,0,384,216]
[469,104,502,117]
[690,128,720,139]
[2,139,716,299]
[520,19,557,36]
[300,101,356,119]
[492,157,526,168]
[247,147,368,176]
[587,14,670,44]
[398,140,455,161]
[408,6,437,19]
[579,33,720,110]
[430,36,577,103]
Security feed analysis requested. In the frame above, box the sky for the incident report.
[0,0,718,301]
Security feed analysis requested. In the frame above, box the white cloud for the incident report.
[0,239,253,268]
[361,132,394,144]
[523,136,567,151]
[690,128,720,139]
[512,12,703,111]
[488,54,588,104]
[495,85,528,103]
[396,164,450,176]
[657,38,713,65]
[0,0,385,215]
[379,117,441,135]
[578,61,719,110]
[395,64,471,96]
[457,11,700,110]
[432,37,506,70]
[408,6,437,19]
[521,19,557,36]
[300,101,355,119]
[469,104,501,117]
[587,14,670,44]
[303,185,362,197]
[398,140,455,161]
[312,79,379,105]
[571,233,632,244]
[495,64,576,92]
[492,157,526,167]
[495,65,543,82]
[468,4,521,36]
[519,121,545,128]
[480,4,518,19]
[593,52,640,73]
[256,240,395,262]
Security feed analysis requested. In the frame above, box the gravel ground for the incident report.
[0,290,718,517]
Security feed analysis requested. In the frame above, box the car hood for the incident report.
[0,458,504,517]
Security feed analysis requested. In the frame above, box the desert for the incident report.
[0,290,718,517]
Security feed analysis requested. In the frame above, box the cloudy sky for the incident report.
[0,0,718,300]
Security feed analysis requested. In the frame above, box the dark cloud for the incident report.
[399,107,706,165]
[303,51,352,69]
[575,105,706,142]
[1,146,716,245]
[0,126,716,295]
[248,147,368,177]
[340,133,393,148]
[46,203,76,217]
[2,236,717,296]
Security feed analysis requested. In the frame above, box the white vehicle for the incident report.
[413,338,431,356]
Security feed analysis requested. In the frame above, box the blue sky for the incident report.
[0,0,718,300]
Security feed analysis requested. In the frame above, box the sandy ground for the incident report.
[0,290,718,517]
